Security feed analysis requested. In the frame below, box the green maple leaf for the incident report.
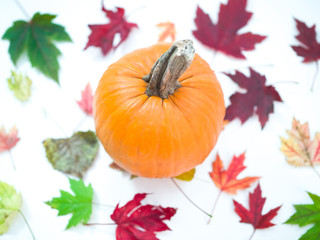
[46,178,93,229]
[2,12,71,84]
[285,192,320,240]
[7,70,32,101]
[0,181,22,234]
[43,131,99,178]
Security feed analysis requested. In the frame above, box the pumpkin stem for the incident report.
[143,39,195,99]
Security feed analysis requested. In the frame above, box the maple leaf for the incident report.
[291,18,320,90]
[291,18,320,63]
[157,22,176,42]
[0,125,20,153]
[46,178,93,229]
[2,13,71,83]
[285,192,320,240]
[224,68,282,128]
[7,70,32,102]
[84,5,138,56]
[0,181,22,235]
[193,0,266,59]
[111,193,176,240]
[209,153,259,194]
[280,117,320,166]
[43,131,99,178]
[233,184,281,237]
[77,83,93,116]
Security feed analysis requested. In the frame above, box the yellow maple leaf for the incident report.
[280,118,320,166]
[156,22,176,43]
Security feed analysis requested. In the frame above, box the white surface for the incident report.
[0,0,320,239]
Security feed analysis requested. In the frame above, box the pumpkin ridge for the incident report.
[102,87,146,102]
[179,72,215,83]
[98,94,148,160]
[170,91,219,159]
[168,96,198,158]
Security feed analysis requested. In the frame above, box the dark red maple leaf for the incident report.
[291,18,320,63]
[224,68,282,128]
[77,83,93,116]
[0,125,20,153]
[233,184,281,236]
[85,5,138,56]
[193,0,266,59]
[111,193,177,240]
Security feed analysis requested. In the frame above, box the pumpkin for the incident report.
[93,40,225,178]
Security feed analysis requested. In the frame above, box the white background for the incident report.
[1,0,320,239]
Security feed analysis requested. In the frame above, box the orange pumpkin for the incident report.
[93,40,225,178]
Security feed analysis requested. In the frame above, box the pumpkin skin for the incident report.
[93,43,225,178]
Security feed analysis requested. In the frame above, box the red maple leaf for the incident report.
[210,153,259,194]
[233,184,281,235]
[224,68,282,128]
[193,0,266,59]
[0,125,20,153]
[84,5,138,56]
[291,18,320,63]
[111,193,177,240]
[77,83,93,116]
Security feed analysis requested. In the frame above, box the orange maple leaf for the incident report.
[156,22,176,43]
[280,117,320,166]
[0,125,20,153]
[209,153,259,194]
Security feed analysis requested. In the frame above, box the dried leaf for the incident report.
[0,126,20,153]
[157,22,176,42]
[224,68,282,128]
[85,5,138,56]
[2,13,71,83]
[7,70,32,101]
[111,193,176,240]
[77,83,93,116]
[233,184,281,230]
[280,118,320,166]
[193,0,266,59]
[174,168,196,181]
[43,131,99,178]
[45,178,93,229]
[0,181,22,234]
[209,153,259,194]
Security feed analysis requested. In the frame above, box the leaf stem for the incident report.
[73,116,88,132]
[8,150,16,170]
[248,228,256,240]
[310,164,320,180]
[85,222,116,226]
[13,0,30,19]
[43,109,67,137]
[211,50,218,65]
[207,190,222,224]
[311,60,319,91]
[92,202,115,208]
[170,178,212,218]
[271,80,299,85]
[18,210,35,240]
